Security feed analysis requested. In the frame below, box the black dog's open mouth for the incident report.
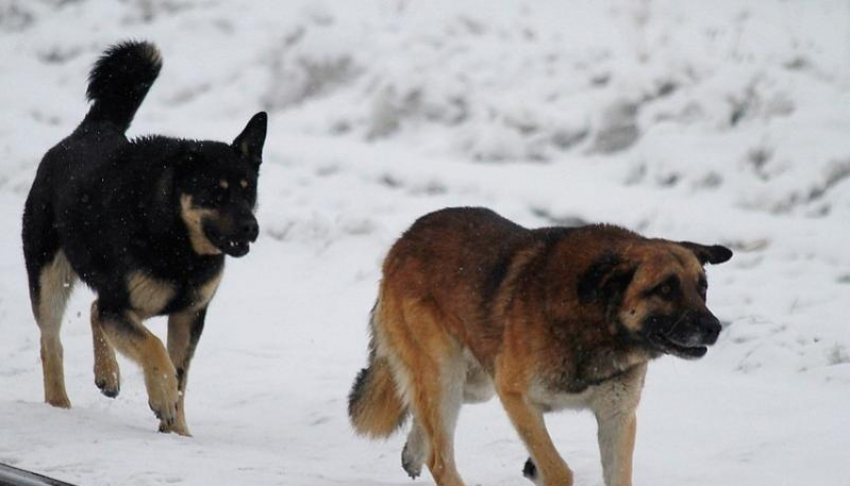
[649,332,708,360]
[220,239,250,257]
[204,227,252,257]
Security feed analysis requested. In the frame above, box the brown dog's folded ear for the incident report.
[679,241,733,265]
[577,252,636,305]
[232,111,267,167]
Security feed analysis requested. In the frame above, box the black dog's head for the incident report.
[578,240,733,360]
[176,112,267,257]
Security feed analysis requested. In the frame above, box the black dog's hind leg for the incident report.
[163,307,208,436]
[96,306,179,430]
[90,301,121,398]
[27,250,77,408]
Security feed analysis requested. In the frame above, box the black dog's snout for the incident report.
[240,218,259,242]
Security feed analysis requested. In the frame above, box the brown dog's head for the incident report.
[578,240,732,360]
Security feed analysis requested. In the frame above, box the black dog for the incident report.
[22,40,267,435]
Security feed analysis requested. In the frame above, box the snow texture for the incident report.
[0,0,848,485]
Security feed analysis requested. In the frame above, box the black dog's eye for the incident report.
[211,186,228,203]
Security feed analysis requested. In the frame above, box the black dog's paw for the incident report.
[95,379,120,398]
[149,400,178,428]
[523,458,537,482]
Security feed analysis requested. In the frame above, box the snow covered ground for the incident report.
[1,0,848,484]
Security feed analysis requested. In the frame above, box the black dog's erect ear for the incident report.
[679,241,733,265]
[232,111,267,166]
[577,252,636,305]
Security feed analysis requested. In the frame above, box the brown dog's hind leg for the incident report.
[162,307,208,436]
[408,356,465,486]
[402,418,429,479]
[392,300,466,486]
[90,300,120,398]
[30,251,77,408]
[97,307,179,431]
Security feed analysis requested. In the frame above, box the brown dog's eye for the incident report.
[650,276,679,300]
[698,278,708,300]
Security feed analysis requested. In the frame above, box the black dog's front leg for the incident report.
[98,307,179,431]
[165,306,208,436]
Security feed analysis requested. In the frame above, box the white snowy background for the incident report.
[0,0,848,485]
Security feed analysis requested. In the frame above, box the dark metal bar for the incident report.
[0,463,77,486]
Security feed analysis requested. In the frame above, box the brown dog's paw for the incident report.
[523,458,537,482]
[401,441,424,479]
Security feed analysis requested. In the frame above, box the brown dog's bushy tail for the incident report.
[84,40,162,132]
[348,300,408,438]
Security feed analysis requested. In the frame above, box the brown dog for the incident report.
[348,207,732,486]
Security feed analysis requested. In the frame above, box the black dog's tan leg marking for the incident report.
[160,269,220,435]
[33,250,77,408]
[99,309,179,429]
[164,307,208,436]
[591,364,646,486]
[90,301,120,398]
[112,271,182,431]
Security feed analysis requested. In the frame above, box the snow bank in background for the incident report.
[0,1,848,485]
[255,0,850,377]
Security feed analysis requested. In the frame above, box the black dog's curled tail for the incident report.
[84,40,162,132]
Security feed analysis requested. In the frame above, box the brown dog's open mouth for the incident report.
[650,332,708,360]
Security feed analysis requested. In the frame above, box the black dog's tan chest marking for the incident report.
[126,270,223,318]
[127,272,175,318]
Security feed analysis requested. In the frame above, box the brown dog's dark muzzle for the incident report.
[643,309,723,360]
[696,312,722,346]
[665,310,722,348]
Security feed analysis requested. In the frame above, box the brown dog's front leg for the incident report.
[592,364,646,486]
[595,411,637,486]
[496,378,573,486]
